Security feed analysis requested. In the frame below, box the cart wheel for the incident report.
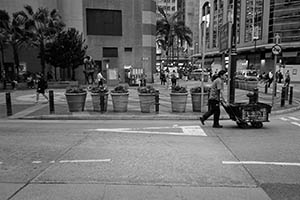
[251,122,263,128]
[237,122,249,129]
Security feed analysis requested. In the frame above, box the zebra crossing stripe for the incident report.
[289,117,300,121]
[291,122,300,127]
[280,117,289,121]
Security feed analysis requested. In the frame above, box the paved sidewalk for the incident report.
[0,79,299,120]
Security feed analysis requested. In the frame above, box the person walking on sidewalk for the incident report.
[199,70,226,128]
[96,70,105,87]
[35,73,48,103]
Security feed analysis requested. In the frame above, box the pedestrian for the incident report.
[170,70,178,87]
[268,71,273,87]
[284,70,290,87]
[96,70,105,87]
[35,74,48,103]
[199,70,227,128]
[1,70,7,90]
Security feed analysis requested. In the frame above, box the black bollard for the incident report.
[281,87,285,107]
[6,92,12,116]
[155,90,159,113]
[49,90,55,114]
[289,86,293,105]
[100,94,105,112]
[285,86,288,100]
[265,83,268,94]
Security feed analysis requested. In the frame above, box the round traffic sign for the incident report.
[272,44,282,55]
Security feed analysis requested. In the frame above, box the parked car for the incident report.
[188,69,209,81]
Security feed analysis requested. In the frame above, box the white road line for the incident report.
[32,161,42,164]
[223,161,300,167]
[280,117,289,121]
[291,122,300,127]
[289,117,300,121]
[0,162,2,164]
[50,161,55,164]
[59,159,111,163]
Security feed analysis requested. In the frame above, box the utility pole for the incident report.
[228,0,238,103]
[200,7,208,111]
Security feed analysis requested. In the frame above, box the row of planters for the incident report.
[235,77,258,91]
[65,85,210,113]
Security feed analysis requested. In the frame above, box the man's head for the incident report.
[218,70,226,77]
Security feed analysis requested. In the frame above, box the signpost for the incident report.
[272,33,281,106]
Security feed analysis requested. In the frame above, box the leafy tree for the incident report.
[0,9,29,79]
[156,6,192,67]
[45,28,87,80]
[23,5,65,75]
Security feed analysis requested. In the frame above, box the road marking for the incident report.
[59,159,111,163]
[93,126,207,136]
[32,161,42,164]
[291,122,300,127]
[289,117,300,121]
[0,162,2,164]
[280,117,289,121]
[223,161,300,167]
[50,161,55,163]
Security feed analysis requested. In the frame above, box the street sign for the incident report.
[272,44,282,55]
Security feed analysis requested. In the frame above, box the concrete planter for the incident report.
[91,92,109,112]
[111,93,129,112]
[65,92,87,112]
[170,93,188,112]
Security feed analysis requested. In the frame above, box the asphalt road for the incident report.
[0,113,300,199]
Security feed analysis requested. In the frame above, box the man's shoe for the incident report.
[212,125,223,128]
[199,117,205,125]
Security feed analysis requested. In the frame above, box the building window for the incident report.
[268,0,300,43]
[86,9,122,36]
[245,0,263,43]
[124,47,132,52]
[103,47,118,57]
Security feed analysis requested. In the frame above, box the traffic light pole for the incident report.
[228,0,238,104]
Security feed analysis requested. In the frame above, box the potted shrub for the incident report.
[190,86,210,112]
[170,85,188,112]
[137,85,157,113]
[110,85,129,112]
[90,85,109,112]
[65,85,87,112]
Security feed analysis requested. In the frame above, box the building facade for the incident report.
[0,0,156,84]
[195,0,300,82]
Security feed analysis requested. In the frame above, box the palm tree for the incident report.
[156,6,192,68]
[23,5,65,75]
[0,10,29,79]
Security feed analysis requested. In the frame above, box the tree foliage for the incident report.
[0,9,30,78]
[23,5,65,75]
[156,6,192,65]
[45,28,87,80]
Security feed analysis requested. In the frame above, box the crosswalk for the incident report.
[280,116,300,127]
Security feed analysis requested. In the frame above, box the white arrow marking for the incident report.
[291,122,300,127]
[59,159,111,163]
[92,126,206,136]
[223,161,300,167]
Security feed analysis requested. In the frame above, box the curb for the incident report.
[10,103,300,120]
